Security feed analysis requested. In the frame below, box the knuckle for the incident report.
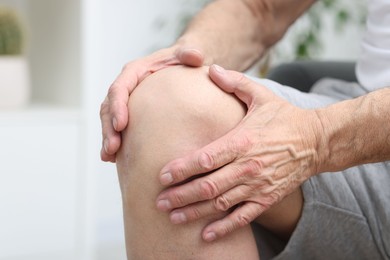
[169,160,187,182]
[188,207,202,220]
[171,190,186,206]
[243,158,264,177]
[214,195,230,211]
[236,213,251,227]
[199,179,219,199]
[219,223,234,237]
[198,152,214,171]
[228,135,252,157]
[270,190,282,204]
[99,100,109,118]
[229,163,247,180]
[263,175,277,187]
[259,199,273,211]
[107,82,119,98]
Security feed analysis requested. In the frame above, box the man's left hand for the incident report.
[156,65,324,242]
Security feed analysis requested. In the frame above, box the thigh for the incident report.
[273,164,389,259]
[254,188,304,241]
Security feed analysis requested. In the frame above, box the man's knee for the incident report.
[117,65,258,260]
[128,65,246,144]
[118,65,248,210]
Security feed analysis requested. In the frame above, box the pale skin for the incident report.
[116,65,303,259]
[100,0,316,162]
[115,63,390,258]
[101,0,390,245]
[154,65,390,241]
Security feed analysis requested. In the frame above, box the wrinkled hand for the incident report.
[156,65,324,242]
[100,46,205,162]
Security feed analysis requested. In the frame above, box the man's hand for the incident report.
[156,65,324,242]
[100,46,204,162]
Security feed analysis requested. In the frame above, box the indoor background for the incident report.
[0,0,365,259]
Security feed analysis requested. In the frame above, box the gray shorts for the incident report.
[250,77,390,259]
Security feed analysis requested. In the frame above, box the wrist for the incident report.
[312,108,333,174]
[313,88,390,173]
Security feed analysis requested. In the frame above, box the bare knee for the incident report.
[128,65,246,144]
[118,65,247,195]
[116,66,258,260]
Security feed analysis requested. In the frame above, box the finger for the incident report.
[100,97,122,161]
[107,64,140,132]
[100,147,116,163]
[159,132,247,186]
[168,185,255,224]
[157,157,266,210]
[176,48,204,67]
[202,202,265,242]
[209,64,276,106]
[169,200,224,224]
[213,184,253,211]
[157,160,254,210]
[100,129,120,162]
[100,62,143,161]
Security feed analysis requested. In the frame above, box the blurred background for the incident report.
[0,0,365,259]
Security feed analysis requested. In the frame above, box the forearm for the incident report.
[317,87,390,173]
[175,0,315,71]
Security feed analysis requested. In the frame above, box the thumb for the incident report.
[176,48,204,67]
[209,64,275,106]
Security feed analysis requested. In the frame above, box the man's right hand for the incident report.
[100,46,205,162]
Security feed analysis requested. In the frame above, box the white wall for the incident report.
[82,1,192,259]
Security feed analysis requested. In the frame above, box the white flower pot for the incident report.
[0,56,30,108]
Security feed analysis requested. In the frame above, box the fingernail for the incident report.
[113,117,118,131]
[103,139,109,153]
[212,64,225,74]
[204,232,216,242]
[185,48,202,55]
[160,172,173,185]
[157,199,171,211]
[170,212,187,224]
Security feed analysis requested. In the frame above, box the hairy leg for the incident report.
[116,66,303,259]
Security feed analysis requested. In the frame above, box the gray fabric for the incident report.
[248,76,390,260]
[266,61,357,93]
[275,162,390,260]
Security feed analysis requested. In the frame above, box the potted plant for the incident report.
[0,6,30,109]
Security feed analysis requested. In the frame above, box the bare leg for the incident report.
[116,66,259,259]
[255,187,303,241]
[116,66,304,259]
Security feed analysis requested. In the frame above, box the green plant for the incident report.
[288,0,366,59]
[156,0,366,68]
[0,7,24,55]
